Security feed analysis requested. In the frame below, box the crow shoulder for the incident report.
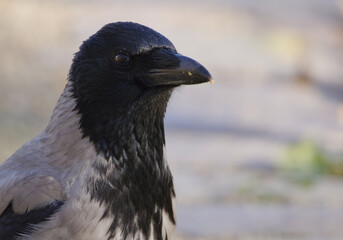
[0,138,63,216]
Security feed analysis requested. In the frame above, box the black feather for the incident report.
[70,22,177,239]
[0,201,64,240]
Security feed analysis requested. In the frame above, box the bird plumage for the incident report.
[0,22,211,240]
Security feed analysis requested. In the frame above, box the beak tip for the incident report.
[191,64,212,85]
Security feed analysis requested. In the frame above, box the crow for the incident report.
[0,22,212,240]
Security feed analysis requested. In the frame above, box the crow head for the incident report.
[69,22,211,157]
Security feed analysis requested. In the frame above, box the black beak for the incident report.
[147,53,212,87]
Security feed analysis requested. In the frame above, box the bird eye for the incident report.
[115,54,130,67]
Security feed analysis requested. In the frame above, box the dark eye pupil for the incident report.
[115,54,130,65]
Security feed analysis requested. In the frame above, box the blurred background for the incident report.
[1,0,343,239]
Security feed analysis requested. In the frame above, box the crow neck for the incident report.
[86,89,176,239]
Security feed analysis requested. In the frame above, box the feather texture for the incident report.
[0,22,211,240]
